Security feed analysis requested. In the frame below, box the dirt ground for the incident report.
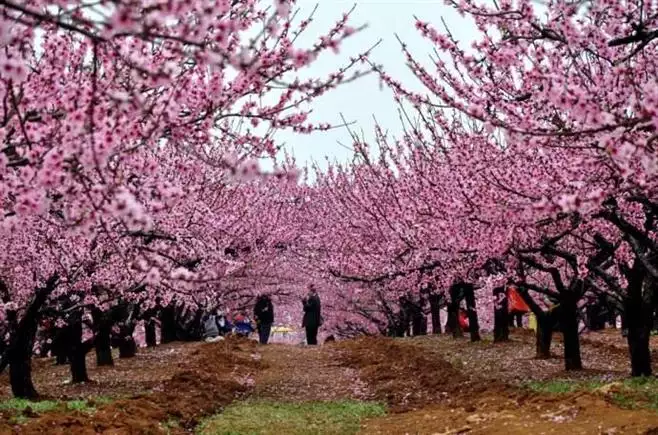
[338,337,658,434]
[252,343,370,402]
[0,329,657,434]
[0,342,205,401]
[406,327,658,386]
[0,338,261,434]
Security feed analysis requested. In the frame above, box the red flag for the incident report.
[508,286,530,313]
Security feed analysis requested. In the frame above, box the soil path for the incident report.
[247,338,658,434]
[253,343,371,402]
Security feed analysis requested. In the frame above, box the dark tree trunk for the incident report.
[52,327,68,365]
[535,314,553,359]
[112,301,138,359]
[9,327,38,399]
[396,299,411,337]
[9,352,38,399]
[607,309,617,329]
[92,308,113,367]
[625,265,652,377]
[627,326,652,376]
[627,321,652,376]
[411,298,427,336]
[560,295,582,371]
[70,350,90,383]
[513,287,553,359]
[5,312,34,398]
[118,336,137,358]
[446,304,463,338]
[68,312,90,383]
[3,276,59,398]
[493,286,510,343]
[586,303,605,331]
[186,308,205,340]
[411,314,427,336]
[396,318,408,337]
[95,345,113,367]
[160,305,177,344]
[428,294,442,334]
[145,320,157,347]
[446,284,463,338]
[462,283,480,342]
[175,305,194,341]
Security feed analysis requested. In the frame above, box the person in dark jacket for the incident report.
[302,284,322,345]
[254,294,274,344]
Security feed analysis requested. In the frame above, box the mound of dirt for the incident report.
[338,336,658,434]
[10,338,262,434]
[335,337,507,411]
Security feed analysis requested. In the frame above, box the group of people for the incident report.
[202,310,255,342]
[201,285,323,345]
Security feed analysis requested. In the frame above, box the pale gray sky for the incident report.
[272,0,478,172]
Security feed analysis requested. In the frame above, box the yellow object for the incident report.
[271,326,294,333]
[528,313,537,331]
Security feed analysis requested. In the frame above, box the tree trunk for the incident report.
[493,286,509,343]
[95,343,113,367]
[429,294,442,334]
[586,303,605,331]
[145,320,157,347]
[411,305,426,336]
[9,330,38,399]
[159,305,177,344]
[9,352,38,399]
[463,283,480,342]
[118,336,137,358]
[411,314,427,335]
[625,268,653,376]
[92,308,113,367]
[68,312,90,383]
[51,327,68,365]
[446,303,463,338]
[3,276,59,399]
[70,350,90,383]
[535,314,553,359]
[560,296,582,371]
[627,324,652,376]
[396,300,411,337]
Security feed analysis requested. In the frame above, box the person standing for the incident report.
[302,284,322,345]
[254,294,274,344]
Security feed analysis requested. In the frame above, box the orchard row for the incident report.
[1,0,657,399]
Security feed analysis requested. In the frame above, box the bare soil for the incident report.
[408,327,658,386]
[0,329,657,434]
[252,343,369,402]
[0,338,261,434]
[336,336,658,434]
[0,342,204,401]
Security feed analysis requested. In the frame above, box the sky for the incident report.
[271,0,479,172]
[71,0,481,175]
